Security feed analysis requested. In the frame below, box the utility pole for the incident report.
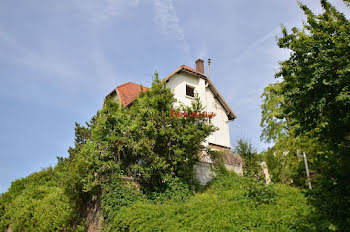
[302,152,312,189]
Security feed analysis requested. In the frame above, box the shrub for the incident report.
[101,179,144,232]
[144,176,193,203]
[244,180,277,205]
[0,168,77,232]
[108,172,318,231]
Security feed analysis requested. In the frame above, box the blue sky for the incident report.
[0,0,349,193]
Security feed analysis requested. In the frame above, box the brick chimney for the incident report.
[195,59,204,74]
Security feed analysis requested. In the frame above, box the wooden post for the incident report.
[303,152,312,190]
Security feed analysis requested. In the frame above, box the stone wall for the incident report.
[225,163,243,175]
[194,155,244,185]
[193,162,214,185]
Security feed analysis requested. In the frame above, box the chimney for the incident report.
[195,59,204,74]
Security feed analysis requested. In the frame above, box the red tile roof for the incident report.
[180,65,203,75]
[116,82,148,107]
[105,62,235,120]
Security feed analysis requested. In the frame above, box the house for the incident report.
[105,81,149,107]
[163,59,236,152]
[106,59,242,183]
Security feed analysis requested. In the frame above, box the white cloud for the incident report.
[72,0,140,24]
[0,27,118,97]
[89,47,119,90]
[197,40,208,60]
[152,0,185,41]
[0,28,80,83]
[232,25,282,63]
[0,29,24,54]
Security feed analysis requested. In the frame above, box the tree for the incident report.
[0,73,217,231]
[79,73,216,191]
[263,0,350,229]
[260,82,288,143]
[277,1,350,148]
[234,138,262,179]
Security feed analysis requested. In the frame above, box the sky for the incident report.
[0,0,349,193]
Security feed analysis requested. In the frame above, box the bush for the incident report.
[102,180,142,219]
[0,168,78,232]
[244,180,277,205]
[107,172,318,231]
[144,176,193,203]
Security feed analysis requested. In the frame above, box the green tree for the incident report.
[0,73,217,231]
[262,0,350,229]
[88,74,216,191]
[234,138,261,179]
[260,75,328,188]
[69,73,216,226]
[260,82,288,143]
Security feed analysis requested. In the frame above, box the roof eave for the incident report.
[206,78,237,121]
[163,66,206,83]
[163,66,237,121]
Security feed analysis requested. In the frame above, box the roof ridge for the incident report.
[116,81,134,89]
[117,82,149,89]
[181,65,206,77]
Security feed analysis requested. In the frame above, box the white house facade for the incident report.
[164,59,236,151]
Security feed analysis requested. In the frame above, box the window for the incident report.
[186,85,195,97]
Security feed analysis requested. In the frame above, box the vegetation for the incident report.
[0,168,83,231]
[107,172,318,232]
[260,0,350,230]
[0,73,325,232]
[1,1,349,230]
[233,138,262,179]
[0,74,215,231]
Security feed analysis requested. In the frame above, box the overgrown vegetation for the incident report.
[260,0,350,230]
[0,74,215,231]
[1,1,349,230]
[0,167,83,231]
[233,138,263,180]
[0,73,325,232]
[107,172,320,232]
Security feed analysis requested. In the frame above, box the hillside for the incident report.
[104,172,317,232]
[1,169,320,232]
[0,76,332,231]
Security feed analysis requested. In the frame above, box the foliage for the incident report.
[144,175,193,202]
[263,148,295,184]
[108,172,321,232]
[260,1,350,229]
[244,179,277,206]
[88,74,216,191]
[101,179,144,231]
[260,82,288,143]
[276,1,350,147]
[261,133,326,188]
[207,149,226,172]
[234,138,262,179]
[0,73,216,231]
[0,168,80,232]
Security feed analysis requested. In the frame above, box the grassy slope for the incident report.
[108,173,315,232]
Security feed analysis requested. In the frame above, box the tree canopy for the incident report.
[261,1,350,229]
